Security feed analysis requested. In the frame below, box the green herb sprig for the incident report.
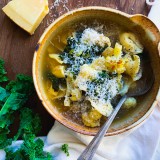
[61,144,70,157]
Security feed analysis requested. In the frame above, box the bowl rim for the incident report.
[32,6,160,136]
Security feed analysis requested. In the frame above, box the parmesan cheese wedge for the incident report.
[2,0,49,35]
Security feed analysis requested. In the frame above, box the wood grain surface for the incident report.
[0,0,150,136]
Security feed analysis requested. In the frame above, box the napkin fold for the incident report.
[0,1,160,160]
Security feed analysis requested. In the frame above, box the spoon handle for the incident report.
[77,95,127,160]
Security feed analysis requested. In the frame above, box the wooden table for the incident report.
[0,0,150,136]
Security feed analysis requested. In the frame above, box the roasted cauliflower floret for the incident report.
[113,42,123,59]
[119,32,143,54]
[122,97,137,109]
[105,57,126,74]
[103,43,122,59]
[82,108,102,127]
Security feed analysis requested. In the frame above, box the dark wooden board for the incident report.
[0,0,150,136]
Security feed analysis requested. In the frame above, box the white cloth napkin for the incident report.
[147,0,160,29]
[45,104,160,160]
[0,2,160,160]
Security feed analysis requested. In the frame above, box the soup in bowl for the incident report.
[33,7,160,136]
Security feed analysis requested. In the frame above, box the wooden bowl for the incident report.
[33,7,160,136]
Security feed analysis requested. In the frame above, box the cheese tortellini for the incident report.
[124,54,141,81]
[119,32,143,54]
[47,82,66,100]
[49,53,63,64]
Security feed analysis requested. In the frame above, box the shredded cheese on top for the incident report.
[81,28,111,47]
[63,28,120,117]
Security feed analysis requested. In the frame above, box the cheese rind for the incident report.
[2,0,49,35]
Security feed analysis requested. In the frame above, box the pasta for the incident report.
[49,53,63,64]
[119,32,143,54]
[51,65,65,78]
[124,54,141,81]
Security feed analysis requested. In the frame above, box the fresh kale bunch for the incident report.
[0,74,34,150]
[0,59,52,160]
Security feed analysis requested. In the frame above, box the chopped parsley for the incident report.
[61,144,69,157]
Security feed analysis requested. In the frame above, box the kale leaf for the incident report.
[47,73,66,91]
[5,134,52,160]
[14,107,41,141]
[0,86,9,107]
[6,74,34,95]
[0,74,34,149]
[0,60,52,159]
[5,108,52,160]
[0,58,8,83]
[0,93,27,118]
[0,74,34,130]
[0,127,12,149]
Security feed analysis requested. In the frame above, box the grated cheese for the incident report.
[75,64,98,91]
[75,64,119,116]
[80,28,111,47]
[45,0,70,26]
[87,76,119,116]
[86,77,119,104]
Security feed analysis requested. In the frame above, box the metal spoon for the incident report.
[78,64,154,160]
